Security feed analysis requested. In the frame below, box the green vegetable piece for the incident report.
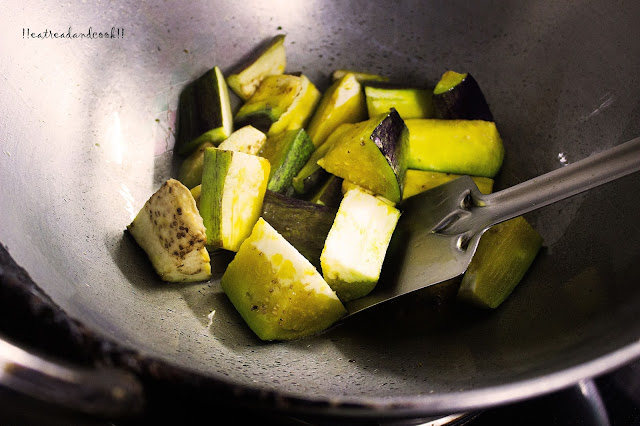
[127,179,211,283]
[291,123,352,198]
[317,109,409,204]
[258,128,315,193]
[405,119,504,178]
[260,190,337,270]
[177,142,214,189]
[176,66,233,155]
[331,69,390,83]
[457,216,543,309]
[364,84,433,119]
[306,73,367,148]
[321,187,401,302]
[217,125,267,155]
[433,71,494,121]
[234,74,302,132]
[309,174,344,208]
[267,74,321,136]
[199,148,270,252]
[226,34,286,101]
[221,218,347,341]
[402,170,494,199]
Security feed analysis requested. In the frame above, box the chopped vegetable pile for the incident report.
[126,35,543,341]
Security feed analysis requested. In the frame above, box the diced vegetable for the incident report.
[405,119,504,177]
[217,125,267,155]
[127,179,211,282]
[364,84,433,119]
[318,108,409,203]
[402,170,494,199]
[260,190,337,270]
[306,73,367,147]
[199,148,270,252]
[258,128,315,193]
[221,218,347,341]
[321,187,401,302]
[176,66,233,155]
[309,174,344,208]
[177,142,214,189]
[226,34,287,101]
[331,69,389,83]
[267,74,321,136]
[457,216,543,309]
[291,122,352,198]
[433,71,494,121]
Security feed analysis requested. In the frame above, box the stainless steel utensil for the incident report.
[347,136,640,314]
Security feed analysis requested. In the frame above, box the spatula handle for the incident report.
[477,136,640,228]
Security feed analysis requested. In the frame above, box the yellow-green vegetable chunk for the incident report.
[405,119,504,178]
[221,218,347,341]
[320,187,401,302]
[457,216,543,309]
[127,179,211,282]
[199,148,270,252]
[217,125,267,155]
[402,170,494,199]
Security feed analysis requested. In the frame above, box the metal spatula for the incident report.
[345,136,640,315]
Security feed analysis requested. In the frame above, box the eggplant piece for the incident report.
[177,142,214,189]
[364,83,433,119]
[258,128,315,194]
[457,216,543,309]
[291,123,352,198]
[266,74,321,136]
[306,72,367,148]
[176,66,233,155]
[226,34,287,101]
[199,148,270,252]
[317,109,409,204]
[432,71,494,121]
[405,118,504,178]
[220,218,346,341]
[127,179,211,283]
[402,170,494,199]
[217,125,267,155]
[331,69,389,83]
[260,190,337,270]
[320,187,401,303]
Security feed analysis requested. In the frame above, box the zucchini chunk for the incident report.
[177,142,214,189]
[433,71,494,121]
[403,170,494,199]
[306,73,367,148]
[321,187,401,302]
[217,125,267,155]
[405,119,504,178]
[317,108,409,204]
[331,69,389,83]
[234,74,320,136]
[267,74,321,136]
[457,216,543,309]
[258,128,315,193]
[291,123,352,198]
[176,66,233,155]
[199,147,270,252]
[127,179,211,283]
[226,34,287,101]
[221,218,347,341]
[364,84,433,119]
[260,190,337,270]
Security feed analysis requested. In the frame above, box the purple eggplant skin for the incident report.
[433,73,494,121]
[370,108,409,193]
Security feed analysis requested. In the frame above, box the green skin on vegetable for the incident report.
[258,128,315,193]
[318,109,409,204]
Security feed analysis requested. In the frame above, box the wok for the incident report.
[1,0,640,422]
